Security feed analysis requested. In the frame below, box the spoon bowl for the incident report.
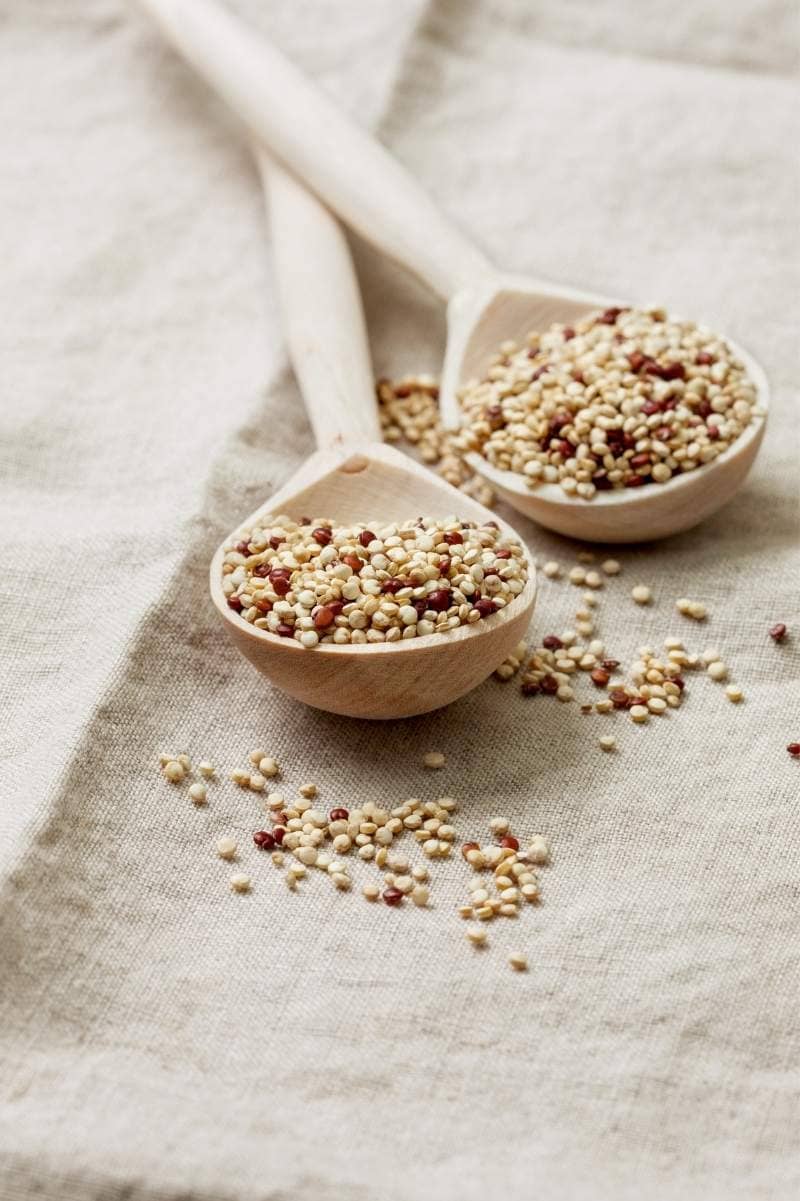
[439,274,769,542]
[211,442,536,718]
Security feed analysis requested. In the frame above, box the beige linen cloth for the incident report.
[1,1,799,1198]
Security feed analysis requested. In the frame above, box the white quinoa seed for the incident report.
[188,782,207,804]
[216,837,237,860]
[602,559,621,575]
[707,661,728,681]
[423,751,446,769]
[198,761,215,779]
[163,761,185,783]
[677,598,708,620]
[525,836,550,865]
[411,884,430,907]
[542,561,561,579]
[631,585,652,605]
[599,735,616,752]
[508,952,528,972]
[726,684,744,702]
[229,873,251,893]
[362,883,380,901]
[467,926,488,946]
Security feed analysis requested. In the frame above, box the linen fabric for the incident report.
[1,1,798,1198]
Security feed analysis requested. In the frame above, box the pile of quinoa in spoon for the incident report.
[456,306,761,499]
[221,515,528,647]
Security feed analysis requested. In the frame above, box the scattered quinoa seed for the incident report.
[725,685,744,703]
[163,760,185,783]
[198,761,215,778]
[230,873,251,893]
[508,952,528,972]
[632,585,652,605]
[599,735,616,752]
[188,782,207,805]
[423,751,446,770]
[542,561,561,579]
[467,926,488,946]
[524,836,550,865]
[769,623,787,642]
[677,598,707,620]
[602,559,621,575]
[216,837,237,860]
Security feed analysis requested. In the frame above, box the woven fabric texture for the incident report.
[1,1,798,1198]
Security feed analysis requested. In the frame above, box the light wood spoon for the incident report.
[208,156,536,719]
[139,0,769,544]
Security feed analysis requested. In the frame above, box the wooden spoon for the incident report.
[208,156,536,719]
[138,0,769,543]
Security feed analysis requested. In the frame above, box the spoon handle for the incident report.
[257,152,382,450]
[137,0,492,300]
